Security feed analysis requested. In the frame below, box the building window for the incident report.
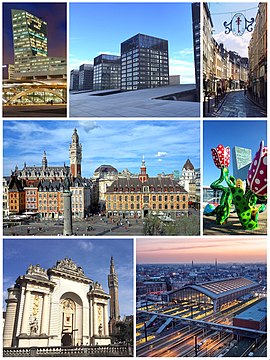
[158,195,162,201]
[152,195,156,201]
[143,196,149,203]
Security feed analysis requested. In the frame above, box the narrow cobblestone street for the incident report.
[212,90,266,117]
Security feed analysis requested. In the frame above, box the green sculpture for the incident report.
[204,142,267,230]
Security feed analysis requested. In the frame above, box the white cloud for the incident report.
[169,58,195,84]
[158,158,162,162]
[69,55,93,71]
[155,151,167,158]
[78,240,94,252]
[213,31,251,58]
[79,121,99,133]
[174,48,193,56]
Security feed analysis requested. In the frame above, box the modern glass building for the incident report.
[93,54,121,91]
[70,69,79,91]
[120,33,169,91]
[11,9,66,80]
[192,3,200,100]
[79,64,93,90]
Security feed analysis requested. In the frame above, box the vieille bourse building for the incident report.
[105,159,188,218]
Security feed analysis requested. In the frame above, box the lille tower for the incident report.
[69,128,82,178]
[108,256,120,334]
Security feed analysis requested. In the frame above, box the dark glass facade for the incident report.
[79,64,93,90]
[70,69,79,90]
[192,3,201,100]
[93,54,121,91]
[120,33,169,90]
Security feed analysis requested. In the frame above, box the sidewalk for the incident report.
[203,89,237,117]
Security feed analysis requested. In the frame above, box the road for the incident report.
[212,90,266,117]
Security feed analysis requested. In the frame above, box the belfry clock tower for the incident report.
[108,256,120,334]
[69,128,82,177]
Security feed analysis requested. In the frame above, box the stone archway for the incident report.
[62,333,72,347]
[59,292,83,346]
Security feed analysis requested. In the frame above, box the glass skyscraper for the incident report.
[120,33,169,91]
[93,54,121,91]
[11,9,66,79]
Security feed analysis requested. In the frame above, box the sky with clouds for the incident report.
[137,237,266,264]
[3,120,200,178]
[3,238,133,316]
[70,2,196,84]
[208,2,259,58]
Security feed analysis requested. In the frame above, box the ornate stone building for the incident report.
[6,129,91,219]
[105,159,188,218]
[3,258,111,348]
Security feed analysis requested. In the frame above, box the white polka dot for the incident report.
[260,170,264,175]
[263,156,267,165]
[255,179,260,184]
[255,187,258,190]
[254,160,257,166]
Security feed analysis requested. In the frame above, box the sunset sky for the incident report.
[137,237,266,264]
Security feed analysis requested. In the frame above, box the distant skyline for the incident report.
[70,2,196,84]
[137,237,266,264]
[203,120,267,186]
[4,120,200,178]
[208,2,259,58]
[3,238,133,316]
[3,3,66,64]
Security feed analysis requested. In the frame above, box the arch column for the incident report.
[103,304,109,336]
[20,289,31,335]
[3,288,19,347]
[40,293,50,335]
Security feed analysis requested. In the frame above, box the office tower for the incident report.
[192,3,201,100]
[11,9,66,79]
[79,64,94,90]
[93,54,121,91]
[120,33,169,91]
[70,69,79,90]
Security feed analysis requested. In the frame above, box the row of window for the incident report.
[107,195,186,202]
[107,203,186,210]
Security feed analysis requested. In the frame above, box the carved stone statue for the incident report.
[98,323,103,336]
[30,318,39,335]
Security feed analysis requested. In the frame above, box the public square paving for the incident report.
[4,211,200,237]
[3,105,67,117]
[212,90,266,118]
[203,208,267,235]
[69,85,200,117]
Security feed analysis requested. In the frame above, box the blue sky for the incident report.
[203,120,267,186]
[208,2,259,57]
[3,238,133,316]
[70,2,196,83]
[3,120,200,177]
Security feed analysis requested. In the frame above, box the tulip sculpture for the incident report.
[205,142,267,230]
[204,144,233,224]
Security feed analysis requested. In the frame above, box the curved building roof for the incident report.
[169,277,257,300]
[94,165,118,174]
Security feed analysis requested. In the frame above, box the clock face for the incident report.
[232,13,246,36]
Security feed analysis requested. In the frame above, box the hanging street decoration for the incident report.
[224,13,255,36]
